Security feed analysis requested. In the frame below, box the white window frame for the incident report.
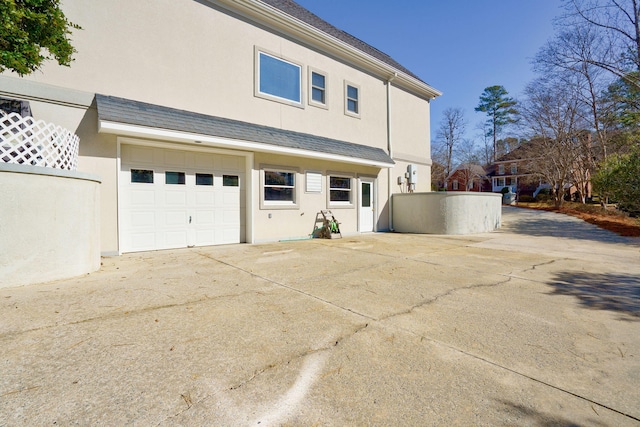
[255,48,303,108]
[452,180,459,190]
[327,173,354,208]
[344,81,360,118]
[308,68,328,109]
[260,166,299,209]
[498,164,505,175]
[511,163,517,174]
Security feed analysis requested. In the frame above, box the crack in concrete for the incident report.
[157,322,369,426]
[377,276,515,323]
[0,287,269,340]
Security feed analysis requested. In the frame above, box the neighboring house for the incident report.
[0,0,441,255]
[445,163,488,192]
[487,144,592,201]
[487,147,537,196]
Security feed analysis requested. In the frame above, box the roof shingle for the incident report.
[95,94,394,166]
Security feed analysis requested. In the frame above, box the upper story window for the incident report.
[498,164,505,175]
[309,70,327,107]
[511,163,517,174]
[452,180,459,190]
[256,50,302,107]
[345,82,360,117]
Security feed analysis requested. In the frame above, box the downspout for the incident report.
[387,73,397,231]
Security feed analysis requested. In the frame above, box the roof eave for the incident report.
[214,0,442,100]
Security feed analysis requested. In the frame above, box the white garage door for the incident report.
[119,145,245,253]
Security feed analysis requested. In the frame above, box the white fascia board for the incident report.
[98,121,394,168]
[216,0,442,100]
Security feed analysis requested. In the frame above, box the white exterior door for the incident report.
[119,144,244,253]
[359,178,375,232]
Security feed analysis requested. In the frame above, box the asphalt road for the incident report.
[1,207,639,426]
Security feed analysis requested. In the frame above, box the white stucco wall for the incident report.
[0,164,101,288]
[393,192,502,235]
[0,0,438,253]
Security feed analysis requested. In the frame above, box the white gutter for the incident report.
[98,121,395,168]
[214,0,442,101]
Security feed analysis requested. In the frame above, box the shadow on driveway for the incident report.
[547,271,640,321]
[502,207,635,244]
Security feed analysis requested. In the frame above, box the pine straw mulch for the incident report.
[515,202,640,237]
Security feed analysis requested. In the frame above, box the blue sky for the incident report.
[294,0,563,143]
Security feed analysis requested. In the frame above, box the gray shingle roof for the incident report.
[259,0,424,83]
[95,94,394,165]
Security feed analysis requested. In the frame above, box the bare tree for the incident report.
[535,24,613,160]
[561,0,640,85]
[432,107,467,188]
[519,77,591,207]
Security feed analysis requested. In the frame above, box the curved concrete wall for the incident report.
[0,164,101,288]
[393,192,502,235]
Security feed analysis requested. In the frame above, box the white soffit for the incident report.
[98,120,395,168]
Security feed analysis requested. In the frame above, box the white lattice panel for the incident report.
[1,112,79,171]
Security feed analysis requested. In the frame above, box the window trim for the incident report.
[255,48,304,108]
[511,163,517,174]
[452,180,459,190]
[260,165,300,210]
[327,172,355,208]
[308,68,328,109]
[344,81,360,118]
[498,164,505,175]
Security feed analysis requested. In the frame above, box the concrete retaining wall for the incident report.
[393,192,501,235]
[0,164,101,288]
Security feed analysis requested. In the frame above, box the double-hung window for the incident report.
[345,82,360,117]
[498,164,505,175]
[309,70,327,107]
[256,50,302,107]
[262,168,298,208]
[329,175,353,206]
[511,163,517,174]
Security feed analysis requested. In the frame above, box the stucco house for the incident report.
[0,0,441,256]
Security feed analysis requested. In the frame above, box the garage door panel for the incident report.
[127,146,155,164]
[164,191,187,206]
[165,211,187,226]
[131,211,156,227]
[195,191,215,205]
[165,231,188,247]
[131,232,156,250]
[120,145,244,253]
[164,150,187,167]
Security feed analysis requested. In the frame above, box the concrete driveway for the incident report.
[1,207,639,426]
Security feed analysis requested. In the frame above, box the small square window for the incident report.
[223,175,239,187]
[196,173,213,186]
[131,169,154,183]
[166,171,185,185]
